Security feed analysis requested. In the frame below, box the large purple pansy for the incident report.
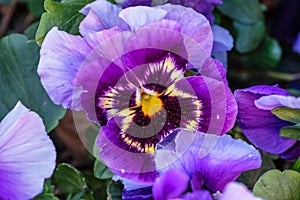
[235,85,300,159]
[0,102,56,200]
[38,1,237,183]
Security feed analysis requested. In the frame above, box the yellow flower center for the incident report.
[140,91,163,117]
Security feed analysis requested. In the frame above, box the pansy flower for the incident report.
[0,102,56,200]
[121,128,261,199]
[235,85,300,159]
[38,1,237,182]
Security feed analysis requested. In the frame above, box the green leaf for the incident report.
[107,181,123,200]
[292,157,300,172]
[280,124,300,141]
[253,169,300,200]
[272,107,300,124]
[233,21,266,53]
[36,0,94,46]
[94,160,114,180]
[217,0,263,24]
[53,163,87,194]
[0,34,65,132]
[34,179,59,200]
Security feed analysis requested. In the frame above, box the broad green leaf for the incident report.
[280,124,300,141]
[82,171,109,200]
[272,107,300,124]
[253,169,300,200]
[217,0,263,24]
[34,194,59,200]
[0,34,65,132]
[107,181,123,200]
[233,21,266,53]
[53,163,87,194]
[36,0,94,45]
[94,160,114,180]
[66,191,94,200]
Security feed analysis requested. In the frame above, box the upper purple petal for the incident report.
[155,129,261,193]
[234,85,296,154]
[220,182,262,200]
[116,0,152,8]
[0,102,56,200]
[167,0,222,23]
[183,190,213,200]
[38,27,91,110]
[153,169,189,200]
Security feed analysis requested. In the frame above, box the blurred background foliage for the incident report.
[0,0,299,199]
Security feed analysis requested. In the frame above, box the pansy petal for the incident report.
[0,102,56,200]
[124,19,187,68]
[116,0,152,8]
[75,30,130,122]
[119,6,167,30]
[220,182,262,200]
[38,27,91,110]
[183,190,213,200]
[167,0,222,23]
[255,95,300,110]
[212,25,234,52]
[97,117,159,183]
[155,129,261,193]
[80,0,129,31]
[79,9,105,40]
[235,86,296,154]
[158,4,213,54]
[280,142,300,159]
[153,169,189,200]
[293,32,300,54]
[173,75,236,135]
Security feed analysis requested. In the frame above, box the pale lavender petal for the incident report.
[153,169,189,200]
[119,6,167,30]
[255,95,300,110]
[155,129,261,193]
[0,102,56,200]
[220,182,263,200]
[80,0,129,31]
[38,27,91,110]
[212,25,234,52]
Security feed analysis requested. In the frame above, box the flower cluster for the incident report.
[33,0,300,199]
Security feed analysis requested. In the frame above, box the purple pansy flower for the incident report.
[235,85,300,159]
[121,128,261,199]
[38,1,237,183]
[0,102,56,200]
